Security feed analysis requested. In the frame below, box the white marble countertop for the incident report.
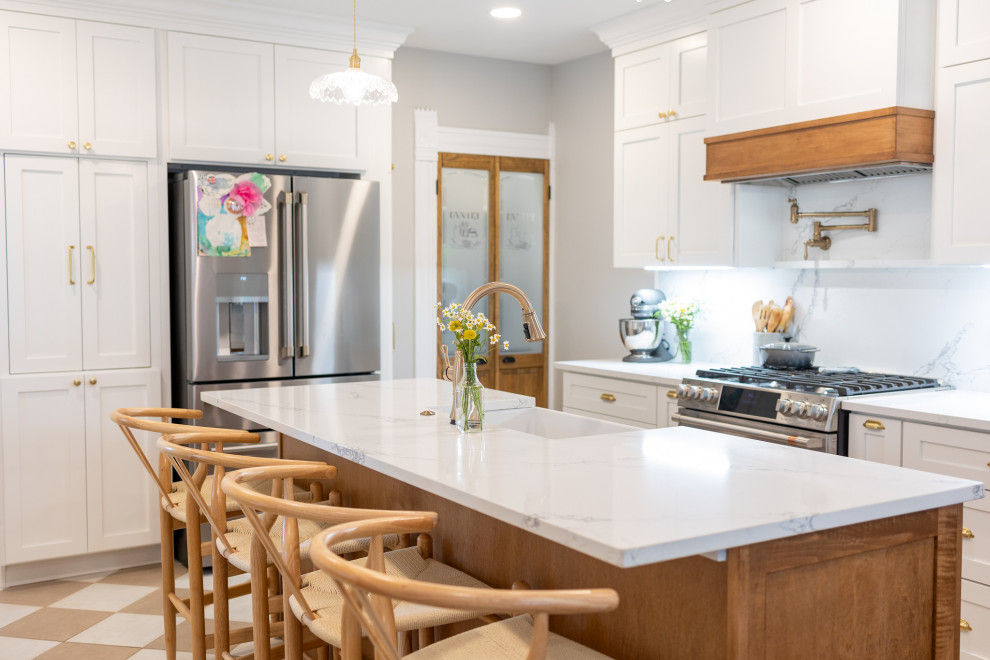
[202,378,983,569]
[842,389,990,432]
[554,358,714,386]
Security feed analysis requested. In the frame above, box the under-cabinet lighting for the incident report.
[644,266,733,271]
[490,8,521,19]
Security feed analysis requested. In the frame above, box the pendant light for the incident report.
[310,0,398,106]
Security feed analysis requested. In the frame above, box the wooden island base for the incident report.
[282,435,962,659]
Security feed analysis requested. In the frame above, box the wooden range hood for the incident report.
[704,107,934,185]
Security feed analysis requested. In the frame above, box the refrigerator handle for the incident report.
[277,190,294,360]
[296,191,311,358]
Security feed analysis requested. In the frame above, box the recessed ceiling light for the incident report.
[490,7,522,19]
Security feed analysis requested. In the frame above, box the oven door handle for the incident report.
[671,414,823,450]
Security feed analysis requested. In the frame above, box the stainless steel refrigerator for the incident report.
[168,169,381,430]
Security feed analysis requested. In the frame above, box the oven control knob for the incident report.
[676,384,690,399]
[791,401,809,418]
[776,398,794,415]
[700,387,718,402]
[687,386,703,400]
[809,404,829,421]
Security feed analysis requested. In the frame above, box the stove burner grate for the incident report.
[694,367,940,396]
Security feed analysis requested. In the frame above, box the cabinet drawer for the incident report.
[964,506,990,587]
[562,373,657,426]
[903,423,990,512]
[562,407,654,430]
[962,579,990,659]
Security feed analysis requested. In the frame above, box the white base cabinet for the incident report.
[562,372,678,429]
[1,369,161,564]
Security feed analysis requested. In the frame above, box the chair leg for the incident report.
[160,509,178,660]
[213,532,231,657]
[283,583,303,660]
[251,534,272,660]
[186,513,207,660]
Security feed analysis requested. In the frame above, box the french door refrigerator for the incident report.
[168,169,380,430]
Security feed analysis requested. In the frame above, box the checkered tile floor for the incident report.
[0,563,255,660]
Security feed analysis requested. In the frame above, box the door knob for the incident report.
[88,377,97,385]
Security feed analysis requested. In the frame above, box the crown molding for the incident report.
[592,2,707,56]
[0,0,412,57]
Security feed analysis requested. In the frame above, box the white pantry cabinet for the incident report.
[168,33,383,171]
[706,0,935,136]
[0,12,156,157]
[932,58,990,265]
[938,0,990,68]
[0,369,161,563]
[614,33,707,132]
[4,155,151,374]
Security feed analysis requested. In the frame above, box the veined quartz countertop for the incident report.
[841,389,990,432]
[554,358,713,386]
[202,378,983,568]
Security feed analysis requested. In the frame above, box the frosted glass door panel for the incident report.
[498,171,544,354]
[440,167,489,349]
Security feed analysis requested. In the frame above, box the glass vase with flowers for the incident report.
[655,298,700,363]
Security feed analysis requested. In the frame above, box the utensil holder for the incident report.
[753,332,784,366]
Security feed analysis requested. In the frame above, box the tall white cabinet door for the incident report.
[939,0,990,67]
[4,156,83,374]
[613,124,668,268]
[615,44,671,131]
[933,59,990,265]
[76,21,156,158]
[167,32,275,164]
[1,375,88,563]
[274,45,365,170]
[668,33,707,123]
[668,116,732,266]
[0,12,78,153]
[79,160,151,370]
[85,369,161,552]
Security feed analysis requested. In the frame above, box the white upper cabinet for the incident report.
[614,33,707,131]
[932,58,990,265]
[939,0,990,67]
[615,123,668,267]
[168,32,276,165]
[0,12,156,157]
[707,0,935,136]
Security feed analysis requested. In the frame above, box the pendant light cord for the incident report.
[349,0,361,68]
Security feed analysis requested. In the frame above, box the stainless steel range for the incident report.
[672,367,941,454]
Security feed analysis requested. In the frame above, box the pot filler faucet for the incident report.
[439,281,547,424]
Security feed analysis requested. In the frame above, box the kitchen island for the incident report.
[203,379,983,659]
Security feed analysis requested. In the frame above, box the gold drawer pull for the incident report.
[863,420,885,431]
[655,236,666,262]
[600,393,616,402]
[88,377,97,385]
[658,111,668,119]
[72,379,81,387]
[963,527,975,539]
[666,390,678,399]
[961,619,973,632]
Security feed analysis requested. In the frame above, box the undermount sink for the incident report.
[484,407,637,439]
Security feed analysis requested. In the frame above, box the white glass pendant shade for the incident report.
[310,51,398,106]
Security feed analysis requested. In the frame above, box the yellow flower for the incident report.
[462,329,477,340]
[448,320,462,331]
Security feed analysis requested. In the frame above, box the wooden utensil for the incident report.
[767,304,783,332]
[756,303,771,332]
[752,300,764,331]
[780,296,795,333]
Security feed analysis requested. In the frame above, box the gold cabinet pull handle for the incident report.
[67,140,76,150]
[963,527,975,539]
[656,236,666,262]
[961,619,973,632]
[265,153,274,161]
[88,377,97,385]
[278,154,287,162]
[86,245,96,284]
[68,245,76,284]
[667,109,677,118]
[666,390,678,399]
[600,393,616,402]
[667,236,675,262]
[863,420,885,431]
[72,379,81,386]
[83,142,92,150]
[658,111,668,119]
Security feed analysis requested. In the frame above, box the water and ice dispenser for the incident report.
[215,273,269,361]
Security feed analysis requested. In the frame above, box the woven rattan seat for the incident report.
[163,476,312,522]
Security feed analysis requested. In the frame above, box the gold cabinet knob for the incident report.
[67,140,76,150]
[600,393,616,402]
[278,154,287,162]
[963,527,975,539]
[658,111,668,119]
[863,419,886,431]
[83,142,92,150]
[72,379,81,386]
[88,377,97,385]
[667,109,677,117]
[961,619,973,632]
[666,390,678,399]
[265,153,274,161]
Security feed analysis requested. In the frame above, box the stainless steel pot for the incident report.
[758,342,819,369]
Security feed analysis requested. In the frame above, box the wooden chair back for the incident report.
[309,516,620,660]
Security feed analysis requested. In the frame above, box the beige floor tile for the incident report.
[0,608,111,642]
[144,619,252,653]
[0,582,88,608]
[65,570,114,584]
[0,635,59,659]
[0,604,39,629]
[50,583,156,613]
[32,642,139,660]
[66,613,165,648]
[204,592,254,623]
[127,649,194,660]
[119,589,188,617]
[99,564,164,588]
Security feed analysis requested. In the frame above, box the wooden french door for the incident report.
[438,153,549,407]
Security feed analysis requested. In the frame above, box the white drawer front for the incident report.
[965,506,990,587]
[562,407,654,430]
[902,422,990,512]
[962,579,990,659]
[562,373,657,426]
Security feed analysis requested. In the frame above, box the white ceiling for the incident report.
[235,0,687,65]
